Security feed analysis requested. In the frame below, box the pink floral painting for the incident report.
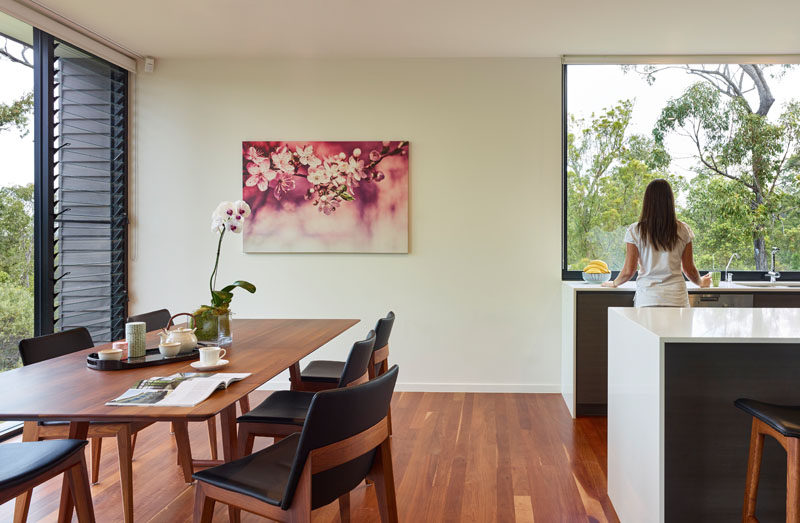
[242,141,409,253]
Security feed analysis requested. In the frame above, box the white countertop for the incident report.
[609,307,800,343]
[563,280,800,293]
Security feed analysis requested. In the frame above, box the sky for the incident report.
[0,43,33,188]
[567,64,800,182]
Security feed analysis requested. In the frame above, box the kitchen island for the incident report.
[607,307,800,522]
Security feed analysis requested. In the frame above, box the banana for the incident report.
[583,259,611,274]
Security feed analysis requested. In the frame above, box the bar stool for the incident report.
[735,398,800,522]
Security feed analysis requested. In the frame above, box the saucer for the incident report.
[190,359,229,371]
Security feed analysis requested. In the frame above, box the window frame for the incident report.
[561,62,800,282]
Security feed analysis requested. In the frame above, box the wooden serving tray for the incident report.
[87,347,200,370]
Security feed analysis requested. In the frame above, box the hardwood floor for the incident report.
[0,392,618,522]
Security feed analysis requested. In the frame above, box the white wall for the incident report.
[131,58,563,391]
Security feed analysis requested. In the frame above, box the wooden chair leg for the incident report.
[238,396,250,414]
[387,407,393,437]
[743,419,765,523]
[193,483,216,523]
[207,418,218,461]
[116,424,134,523]
[788,437,800,523]
[13,421,40,523]
[90,438,102,484]
[237,425,255,457]
[366,439,399,523]
[66,455,96,523]
[173,421,194,484]
[338,492,351,523]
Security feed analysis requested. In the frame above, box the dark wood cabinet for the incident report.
[575,292,634,416]
[753,292,800,307]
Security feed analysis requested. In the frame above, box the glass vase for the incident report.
[193,309,233,347]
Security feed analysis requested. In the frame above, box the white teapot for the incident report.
[159,313,198,353]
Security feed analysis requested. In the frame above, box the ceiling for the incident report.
[31,0,800,58]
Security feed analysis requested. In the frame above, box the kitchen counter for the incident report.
[610,306,800,343]
[607,307,800,522]
[563,280,800,292]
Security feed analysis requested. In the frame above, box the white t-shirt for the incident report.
[624,221,694,308]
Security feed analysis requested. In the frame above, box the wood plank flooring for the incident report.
[0,392,618,522]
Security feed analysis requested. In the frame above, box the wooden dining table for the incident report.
[0,318,358,523]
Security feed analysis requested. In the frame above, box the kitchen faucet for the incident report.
[766,247,781,282]
[725,253,739,283]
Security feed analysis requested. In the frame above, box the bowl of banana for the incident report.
[582,260,611,283]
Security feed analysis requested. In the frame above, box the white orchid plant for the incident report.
[196,200,256,319]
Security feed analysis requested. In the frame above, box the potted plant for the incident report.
[192,200,256,345]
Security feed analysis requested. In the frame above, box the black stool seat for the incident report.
[299,360,344,383]
[735,398,800,438]
[0,439,88,490]
[238,391,314,425]
[193,433,300,506]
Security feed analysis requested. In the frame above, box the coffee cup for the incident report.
[158,342,181,358]
[198,346,226,365]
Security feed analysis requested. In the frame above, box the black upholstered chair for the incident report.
[193,365,400,523]
[126,308,172,332]
[1,440,95,522]
[735,398,800,521]
[296,311,395,392]
[15,328,153,523]
[237,330,376,456]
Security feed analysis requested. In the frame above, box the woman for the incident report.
[601,179,710,306]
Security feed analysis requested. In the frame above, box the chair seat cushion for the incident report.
[238,391,314,425]
[0,439,88,490]
[299,360,344,383]
[193,433,300,506]
[735,399,800,438]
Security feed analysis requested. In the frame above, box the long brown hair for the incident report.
[637,179,679,251]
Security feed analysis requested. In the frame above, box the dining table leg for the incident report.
[116,424,134,523]
[219,404,241,523]
[57,421,90,523]
[289,362,301,391]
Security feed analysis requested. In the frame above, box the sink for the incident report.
[734,281,800,288]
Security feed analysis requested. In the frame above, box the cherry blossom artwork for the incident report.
[242,141,409,253]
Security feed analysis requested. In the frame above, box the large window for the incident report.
[563,62,800,279]
[0,15,128,437]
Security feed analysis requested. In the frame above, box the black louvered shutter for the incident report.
[51,39,128,343]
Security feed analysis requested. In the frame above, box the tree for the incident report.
[0,34,34,370]
[567,100,684,268]
[0,35,33,136]
[645,64,800,270]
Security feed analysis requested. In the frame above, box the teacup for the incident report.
[98,348,123,361]
[198,346,226,366]
[158,342,181,358]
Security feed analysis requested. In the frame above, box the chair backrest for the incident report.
[282,365,399,510]
[373,311,395,352]
[370,311,395,378]
[337,330,376,388]
[126,309,172,332]
[18,328,94,366]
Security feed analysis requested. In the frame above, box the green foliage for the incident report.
[0,92,33,137]
[566,101,679,269]
[0,185,34,288]
[652,77,800,270]
[569,68,800,273]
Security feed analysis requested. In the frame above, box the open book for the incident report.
[106,372,251,407]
